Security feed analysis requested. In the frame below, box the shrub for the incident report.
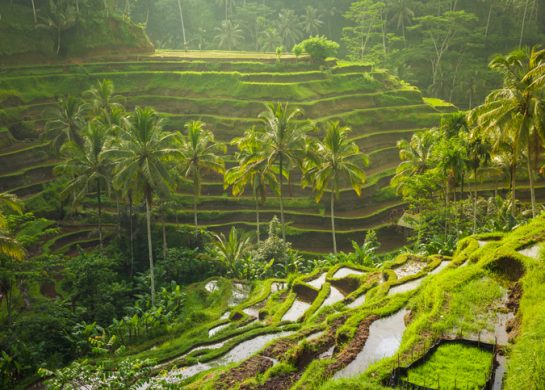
[293,36,339,63]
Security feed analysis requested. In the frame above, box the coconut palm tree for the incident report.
[225,127,278,243]
[44,95,86,152]
[391,129,436,196]
[259,103,308,240]
[214,19,243,51]
[301,6,323,36]
[0,193,24,261]
[39,0,77,55]
[178,121,225,228]
[388,0,414,41]
[466,132,492,232]
[83,79,125,126]
[258,27,282,52]
[277,9,302,49]
[106,107,178,306]
[56,122,111,249]
[303,121,368,254]
[472,47,545,217]
[212,227,253,277]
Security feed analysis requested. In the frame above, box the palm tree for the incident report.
[0,193,24,261]
[466,132,492,232]
[258,27,282,52]
[216,0,236,20]
[56,122,111,248]
[214,19,243,51]
[277,9,303,49]
[107,107,177,306]
[178,121,225,228]
[303,121,368,254]
[301,6,323,36]
[83,79,124,126]
[388,0,414,41]
[391,129,435,196]
[44,96,85,152]
[259,103,308,240]
[212,227,253,277]
[225,128,278,243]
[39,0,77,55]
[472,47,545,217]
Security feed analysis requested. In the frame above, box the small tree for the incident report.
[292,44,303,60]
[275,46,284,62]
[295,36,339,63]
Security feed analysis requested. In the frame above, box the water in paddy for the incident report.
[208,323,230,337]
[333,267,364,279]
[430,261,450,275]
[243,306,260,318]
[307,273,327,289]
[205,280,219,293]
[393,261,427,279]
[320,345,335,359]
[282,300,312,322]
[306,330,327,342]
[493,355,507,390]
[333,309,409,379]
[170,331,295,381]
[320,286,345,309]
[228,283,251,307]
[271,282,287,292]
[518,243,541,259]
[347,293,366,309]
[387,277,425,296]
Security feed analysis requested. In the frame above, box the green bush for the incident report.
[293,36,340,64]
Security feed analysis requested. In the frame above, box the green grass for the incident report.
[403,343,493,389]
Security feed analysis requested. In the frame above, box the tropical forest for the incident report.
[1,0,545,389]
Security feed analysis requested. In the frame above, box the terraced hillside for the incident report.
[79,213,545,390]
[0,51,457,254]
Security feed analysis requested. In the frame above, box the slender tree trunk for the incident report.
[473,169,478,233]
[97,181,103,249]
[129,195,134,277]
[519,0,530,47]
[527,151,536,217]
[485,2,493,41]
[511,163,517,218]
[254,187,260,244]
[145,196,156,306]
[162,218,168,259]
[279,156,286,241]
[330,192,337,254]
[56,26,61,56]
[116,199,121,239]
[5,284,12,326]
[193,184,199,228]
[177,0,187,49]
[30,0,37,23]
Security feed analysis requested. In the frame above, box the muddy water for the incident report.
[478,240,489,248]
[306,330,327,342]
[243,306,260,318]
[493,355,507,390]
[169,331,296,381]
[322,286,345,308]
[229,283,251,307]
[282,300,312,322]
[307,273,327,289]
[430,261,450,275]
[209,324,230,337]
[320,346,335,359]
[220,311,230,320]
[347,293,366,309]
[518,244,541,259]
[333,309,409,378]
[333,267,364,279]
[205,280,219,293]
[387,277,424,296]
[393,261,427,279]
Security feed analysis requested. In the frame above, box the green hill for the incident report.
[0,51,459,254]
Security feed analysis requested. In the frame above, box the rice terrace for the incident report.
[0,1,545,389]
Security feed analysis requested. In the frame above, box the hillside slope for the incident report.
[69,214,545,389]
[0,51,455,254]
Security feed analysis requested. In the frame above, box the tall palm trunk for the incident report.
[30,0,37,23]
[97,180,103,249]
[129,194,134,277]
[519,0,530,47]
[193,182,199,228]
[254,186,261,244]
[330,191,337,254]
[162,216,168,259]
[177,0,187,49]
[145,195,156,306]
[511,162,517,218]
[278,156,286,241]
[527,151,536,217]
[473,169,478,233]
